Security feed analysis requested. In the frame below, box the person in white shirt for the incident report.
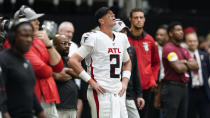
[155,24,169,118]
[155,25,169,81]
[58,21,78,57]
[68,7,132,118]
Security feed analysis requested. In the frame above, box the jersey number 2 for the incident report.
[110,54,120,78]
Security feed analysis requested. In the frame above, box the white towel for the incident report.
[111,93,120,118]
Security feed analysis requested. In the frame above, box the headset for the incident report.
[7,19,31,45]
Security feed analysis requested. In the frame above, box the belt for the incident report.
[164,81,188,87]
[192,86,204,90]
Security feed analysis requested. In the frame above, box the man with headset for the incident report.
[13,5,63,118]
[0,18,47,118]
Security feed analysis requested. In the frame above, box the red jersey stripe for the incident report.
[90,57,99,118]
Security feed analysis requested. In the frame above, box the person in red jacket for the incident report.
[127,8,160,118]
[14,5,63,118]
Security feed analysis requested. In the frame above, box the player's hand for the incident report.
[61,74,72,81]
[61,68,73,81]
[53,68,72,82]
[119,78,129,97]
[186,58,199,71]
[37,111,47,118]
[136,97,145,110]
[88,79,105,94]
[150,85,156,92]
[34,30,51,46]
[3,112,11,118]
[65,68,79,78]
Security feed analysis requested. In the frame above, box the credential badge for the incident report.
[200,55,204,61]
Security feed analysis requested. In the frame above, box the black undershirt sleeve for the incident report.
[33,93,43,116]
[0,60,8,114]
[132,47,143,98]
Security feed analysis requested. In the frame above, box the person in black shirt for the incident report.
[113,19,145,118]
[0,19,46,118]
[53,34,78,118]
[0,65,10,118]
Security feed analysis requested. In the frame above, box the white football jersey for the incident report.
[68,41,78,57]
[81,31,130,93]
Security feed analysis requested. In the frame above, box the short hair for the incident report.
[198,35,206,44]
[157,24,168,31]
[167,21,182,33]
[8,21,33,45]
[58,21,74,33]
[129,8,144,18]
[95,7,111,26]
[53,34,66,45]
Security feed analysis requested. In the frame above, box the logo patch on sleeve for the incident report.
[83,37,88,43]
[167,52,178,62]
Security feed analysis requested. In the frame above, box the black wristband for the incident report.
[46,45,53,49]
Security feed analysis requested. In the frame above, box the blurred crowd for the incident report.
[0,4,210,118]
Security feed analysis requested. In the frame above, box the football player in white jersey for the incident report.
[68,7,132,118]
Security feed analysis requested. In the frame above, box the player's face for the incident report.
[170,25,184,42]
[185,33,199,51]
[156,28,169,46]
[130,11,145,30]
[30,19,40,32]
[15,23,33,54]
[102,10,116,27]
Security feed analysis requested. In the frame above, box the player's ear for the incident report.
[169,31,173,38]
[129,17,131,22]
[98,18,104,25]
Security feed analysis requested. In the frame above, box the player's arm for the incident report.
[68,45,105,94]
[69,32,93,75]
[35,31,63,70]
[68,53,84,78]
[185,58,199,71]
[52,68,73,82]
[131,48,145,109]
[119,49,132,97]
[65,68,79,78]
[167,52,188,73]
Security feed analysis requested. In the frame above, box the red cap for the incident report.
[184,27,196,36]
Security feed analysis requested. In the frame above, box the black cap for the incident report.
[95,7,111,23]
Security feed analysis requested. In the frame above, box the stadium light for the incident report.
[118,0,124,8]
[76,0,82,6]
[53,0,59,6]
[10,0,16,4]
[0,0,3,4]
[108,0,114,7]
[28,0,34,5]
[87,0,93,6]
